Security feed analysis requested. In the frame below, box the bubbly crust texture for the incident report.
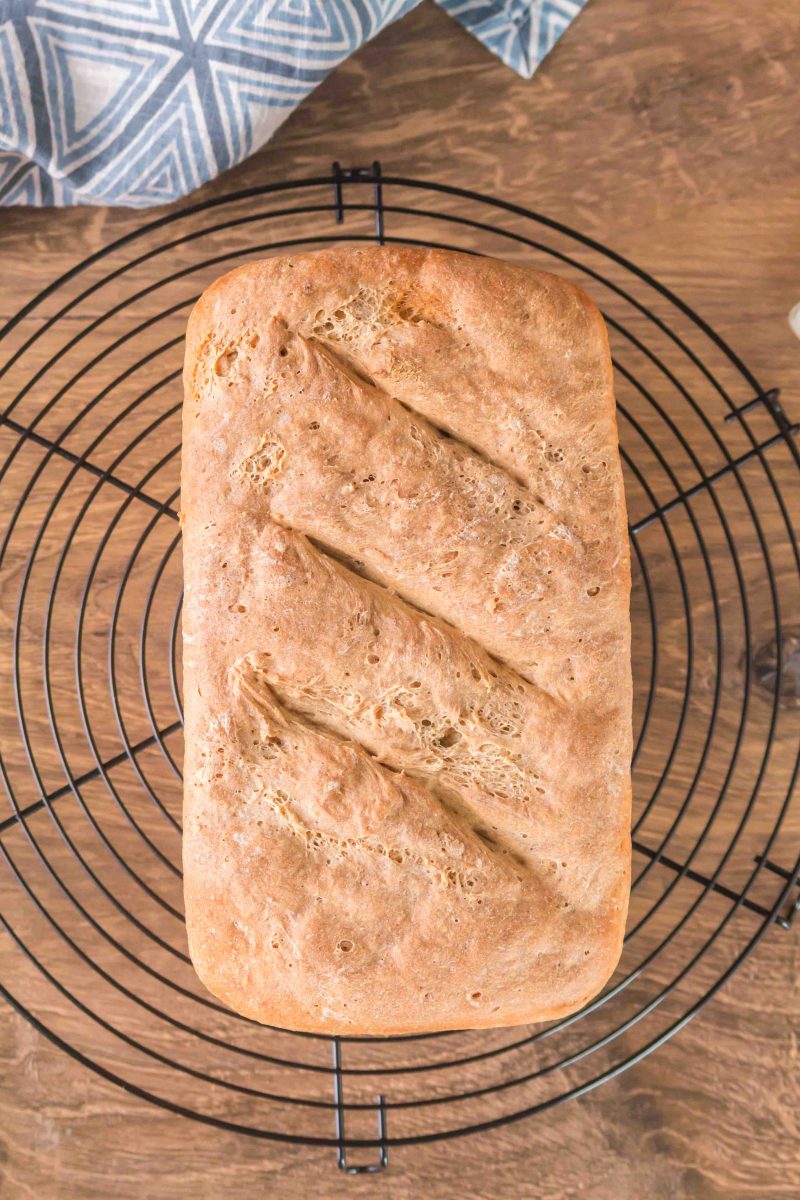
[181,245,632,1036]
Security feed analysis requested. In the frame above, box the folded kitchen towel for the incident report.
[0,1,588,208]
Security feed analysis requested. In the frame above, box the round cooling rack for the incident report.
[1,165,799,1173]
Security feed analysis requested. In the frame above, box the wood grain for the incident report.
[1,0,799,1196]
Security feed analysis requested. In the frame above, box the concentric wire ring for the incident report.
[1,172,797,1155]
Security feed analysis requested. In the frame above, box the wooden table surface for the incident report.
[1,1,798,1197]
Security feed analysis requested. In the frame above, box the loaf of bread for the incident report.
[181,245,632,1036]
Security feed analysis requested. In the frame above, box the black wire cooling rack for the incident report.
[1,164,799,1174]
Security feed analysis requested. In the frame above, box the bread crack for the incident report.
[315,338,533,491]
[260,786,484,891]
[232,658,524,887]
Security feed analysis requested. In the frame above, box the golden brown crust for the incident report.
[182,245,632,1035]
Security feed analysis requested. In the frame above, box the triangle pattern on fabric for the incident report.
[34,0,180,37]
[210,58,307,166]
[66,55,134,137]
[134,156,177,198]
[243,0,334,38]
[29,18,182,173]
[439,0,584,79]
[89,73,216,207]
[207,0,357,57]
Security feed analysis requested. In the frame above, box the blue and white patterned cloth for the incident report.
[0,1,587,207]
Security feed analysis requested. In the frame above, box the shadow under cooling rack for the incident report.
[0,164,798,1173]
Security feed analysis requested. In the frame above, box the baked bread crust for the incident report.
[181,245,631,1036]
